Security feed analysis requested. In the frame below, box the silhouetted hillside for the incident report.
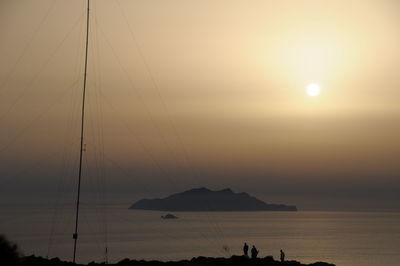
[0,235,21,266]
[21,255,334,266]
[129,188,297,211]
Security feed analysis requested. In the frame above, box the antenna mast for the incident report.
[73,0,90,263]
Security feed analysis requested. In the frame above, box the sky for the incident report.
[0,0,400,210]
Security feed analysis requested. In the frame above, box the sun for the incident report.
[306,83,321,97]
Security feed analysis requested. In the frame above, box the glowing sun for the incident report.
[306,83,321,97]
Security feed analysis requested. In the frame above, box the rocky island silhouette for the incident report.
[129,188,297,211]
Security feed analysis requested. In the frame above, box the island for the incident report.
[129,187,297,211]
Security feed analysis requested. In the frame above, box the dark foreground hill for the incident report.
[22,255,335,266]
[129,187,297,211]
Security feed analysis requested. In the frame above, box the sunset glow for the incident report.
[306,83,321,97]
[1,1,400,265]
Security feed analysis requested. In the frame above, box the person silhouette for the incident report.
[243,242,249,257]
[280,249,285,262]
[251,245,259,259]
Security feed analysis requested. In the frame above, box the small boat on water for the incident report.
[161,214,178,219]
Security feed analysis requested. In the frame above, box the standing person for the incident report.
[251,245,259,259]
[243,242,249,257]
[280,249,285,262]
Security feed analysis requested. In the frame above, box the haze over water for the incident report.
[1,205,400,266]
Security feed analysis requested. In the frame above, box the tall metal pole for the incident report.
[73,0,90,263]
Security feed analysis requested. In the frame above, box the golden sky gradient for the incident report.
[1,0,399,209]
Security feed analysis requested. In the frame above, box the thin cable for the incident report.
[73,0,90,263]
[93,21,181,191]
[95,8,226,253]
[47,9,87,257]
[0,0,58,95]
[0,11,86,126]
[114,1,229,252]
[0,79,81,156]
[91,4,109,260]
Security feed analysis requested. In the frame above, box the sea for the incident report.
[1,205,400,266]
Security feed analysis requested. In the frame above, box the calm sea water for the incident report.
[1,205,400,266]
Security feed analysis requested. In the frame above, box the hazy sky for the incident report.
[1,0,399,210]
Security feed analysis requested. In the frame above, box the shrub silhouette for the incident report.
[0,235,21,266]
